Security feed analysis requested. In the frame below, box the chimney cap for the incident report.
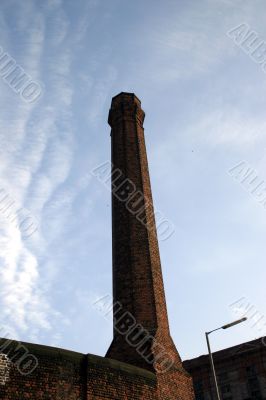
[108,92,144,127]
[110,92,141,107]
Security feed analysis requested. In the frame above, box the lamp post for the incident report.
[205,317,247,400]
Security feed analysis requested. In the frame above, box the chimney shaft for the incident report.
[106,92,183,374]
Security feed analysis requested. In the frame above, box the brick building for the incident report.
[184,337,266,400]
[0,93,194,399]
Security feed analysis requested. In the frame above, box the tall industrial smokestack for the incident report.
[106,92,194,399]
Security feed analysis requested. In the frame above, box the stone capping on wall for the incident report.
[0,337,157,383]
[88,353,156,383]
[0,337,84,363]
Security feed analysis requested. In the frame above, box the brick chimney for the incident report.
[105,94,194,399]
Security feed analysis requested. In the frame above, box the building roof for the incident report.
[183,337,266,370]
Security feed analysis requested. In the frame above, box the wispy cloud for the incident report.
[0,0,82,344]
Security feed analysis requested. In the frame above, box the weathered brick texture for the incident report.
[106,92,194,399]
[0,341,192,400]
[87,354,157,400]
[0,341,86,400]
[0,354,11,386]
[107,93,180,368]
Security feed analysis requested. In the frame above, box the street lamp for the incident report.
[205,317,247,400]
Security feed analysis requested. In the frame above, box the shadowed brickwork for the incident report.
[0,341,87,400]
[0,340,157,399]
[0,339,193,400]
[106,92,194,399]
[106,93,181,370]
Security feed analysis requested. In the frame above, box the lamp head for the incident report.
[222,317,247,330]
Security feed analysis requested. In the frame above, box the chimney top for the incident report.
[110,92,141,107]
[108,92,144,127]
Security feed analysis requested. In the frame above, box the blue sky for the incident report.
[0,0,266,362]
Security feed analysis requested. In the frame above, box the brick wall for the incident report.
[0,340,157,400]
[0,340,86,400]
[0,339,194,400]
[0,354,11,386]
[87,354,157,400]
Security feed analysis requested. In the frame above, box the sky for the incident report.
[0,0,266,362]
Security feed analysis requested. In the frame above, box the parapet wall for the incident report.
[87,354,157,399]
[0,339,157,400]
[0,339,193,400]
[0,339,86,399]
